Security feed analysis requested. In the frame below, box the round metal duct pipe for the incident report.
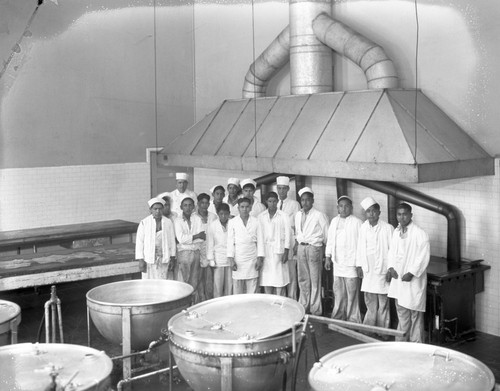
[350,179,461,266]
[312,13,398,89]
[242,26,291,98]
[289,0,333,95]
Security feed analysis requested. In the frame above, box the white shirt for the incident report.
[207,219,230,267]
[279,197,301,248]
[357,219,394,294]
[294,207,329,247]
[387,222,430,312]
[227,215,265,280]
[174,213,204,252]
[165,188,197,216]
[250,196,266,217]
[135,215,176,264]
[326,214,362,278]
[223,195,240,217]
[258,209,291,254]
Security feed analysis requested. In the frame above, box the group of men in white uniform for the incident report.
[136,172,430,343]
[136,173,301,303]
[314,191,430,343]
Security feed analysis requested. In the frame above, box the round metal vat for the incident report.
[0,343,113,391]
[168,294,305,391]
[0,299,21,346]
[308,342,495,391]
[87,279,193,351]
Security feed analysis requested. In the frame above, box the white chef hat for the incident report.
[176,172,189,181]
[298,187,314,197]
[180,195,195,204]
[240,178,257,189]
[227,177,240,187]
[148,197,166,208]
[360,196,378,211]
[337,195,353,204]
[276,176,290,186]
[210,185,225,194]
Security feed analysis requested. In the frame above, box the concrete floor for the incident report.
[2,276,500,390]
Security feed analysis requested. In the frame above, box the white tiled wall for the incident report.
[1,162,498,336]
[0,163,150,230]
[193,161,500,336]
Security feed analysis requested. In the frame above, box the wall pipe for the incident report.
[350,179,461,267]
[387,194,400,228]
[312,13,398,89]
[242,26,291,98]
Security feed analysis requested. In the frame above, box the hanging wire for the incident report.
[251,0,258,157]
[153,0,159,151]
[413,0,420,165]
[192,0,197,127]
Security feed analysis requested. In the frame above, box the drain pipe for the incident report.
[312,13,398,89]
[350,179,461,267]
[242,26,290,98]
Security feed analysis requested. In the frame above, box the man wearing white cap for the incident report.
[276,176,301,300]
[223,177,241,217]
[294,187,329,315]
[159,172,197,216]
[240,178,266,217]
[174,195,205,303]
[356,197,394,331]
[325,195,362,323]
[227,197,265,294]
[135,198,177,280]
[258,191,291,296]
[208,185,225,215]
[387,202,430,343]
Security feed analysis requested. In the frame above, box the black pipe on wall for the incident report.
[350,179,461,268]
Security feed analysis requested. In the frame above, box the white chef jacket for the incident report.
[387,222,430,312]
[294,208,329,247]
[164,189,197,216]
[279,197,301,248]
[223,195,240,217]
[325,215,362,277]
[174,213,204,252]
[250,197,266,217]
[135,215,176,264]
[227,215,265,280]
[356,219,394,294]
[207,219,230,267]
[258,210,291,286]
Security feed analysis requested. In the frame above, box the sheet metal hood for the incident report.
[162,88,493,183]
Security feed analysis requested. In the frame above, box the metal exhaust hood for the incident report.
[161,88,493,183]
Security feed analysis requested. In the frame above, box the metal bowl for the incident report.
[0,343,112,391]
[87,279,193,350]
[0,300,21,346]
[309,342,495,391]
[168,294,305,391]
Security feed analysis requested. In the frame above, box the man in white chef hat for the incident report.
[325,195,362,323]
[158,172,197,216]
[294,187,329,315]
[240,178,266,217]
[223,177,241,217]
[276,176,301,301]
[387,202,430,343]
[356,196,394,332]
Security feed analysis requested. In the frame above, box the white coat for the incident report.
[356,219,394,294]
[227,215,265,280]
[135,215,176,264]
[258,210,291,287]
[387,222,430,312]
[325,215,362,274]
